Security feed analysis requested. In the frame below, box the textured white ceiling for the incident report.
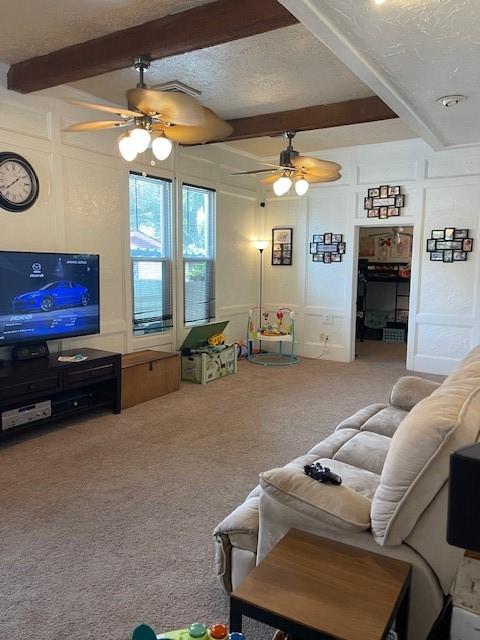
[224,119,417,156]
[0,0,214,64]
[280,0,480,148]
[71,24,374,120]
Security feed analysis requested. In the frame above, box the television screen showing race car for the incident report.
[0,251,100,346]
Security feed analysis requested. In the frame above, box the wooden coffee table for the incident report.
[230,529,412,640]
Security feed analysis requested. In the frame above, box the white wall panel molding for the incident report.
[426,150,480,180]
[304,306,345,318]
[134,344,174,353]
[179,152,215,167]
[0,101,52,141]
[59,141,127,171]
[263,303,301,311]
[265,195,301,203]
[413,354,463,376]
[415,313,476,328]
[132,332,176,350]
[423,174,480,189]
[218,303,256,317]
[357,161,418,185]
[218,188,257,202]
[99,319,128,335]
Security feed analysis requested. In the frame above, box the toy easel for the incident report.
[247,307,299,366]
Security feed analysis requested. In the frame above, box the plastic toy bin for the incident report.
[181,345,237,384]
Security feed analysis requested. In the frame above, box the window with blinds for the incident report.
[183,183,216,325]
[129,172,173,336]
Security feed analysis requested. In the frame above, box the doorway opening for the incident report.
[355,225,413,366]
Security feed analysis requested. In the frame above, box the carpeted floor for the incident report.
[0,347,441,640]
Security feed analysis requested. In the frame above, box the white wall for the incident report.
[261,139,480,375]
[0,70,260,357]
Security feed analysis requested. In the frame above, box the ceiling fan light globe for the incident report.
[130,127,151,153]
[273,176,292,196]
[152,134,173,161]
[295,178,309,196]
[118,133,138,162]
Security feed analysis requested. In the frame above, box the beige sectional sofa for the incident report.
[214,347,480,640]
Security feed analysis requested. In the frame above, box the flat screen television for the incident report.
[0,251,100,346]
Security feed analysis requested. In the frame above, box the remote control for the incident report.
[304,462,342,485]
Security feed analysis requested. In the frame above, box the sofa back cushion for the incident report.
[371,346,480,545]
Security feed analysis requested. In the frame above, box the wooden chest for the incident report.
[121,349,180,409]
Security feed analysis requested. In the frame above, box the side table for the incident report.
[230,529,412,640]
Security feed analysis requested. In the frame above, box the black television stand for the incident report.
[0,347,121,438]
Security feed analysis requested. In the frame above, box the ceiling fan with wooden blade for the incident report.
[63,56,233,161]
[231,131,341,196]
[152,108,233,145]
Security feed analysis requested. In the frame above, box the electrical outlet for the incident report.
[319,333,329,342]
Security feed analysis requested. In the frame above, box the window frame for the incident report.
[182,182,216,326]
[129,171,174,337]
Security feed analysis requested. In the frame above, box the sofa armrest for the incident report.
[213,486,260,592]
[389,376,441,411]
[260,461,372,533]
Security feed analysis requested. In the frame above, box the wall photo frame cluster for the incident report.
[309,233,346,263]
[364,185,405,219]
[426,228,473,262]
[272,227,293,266]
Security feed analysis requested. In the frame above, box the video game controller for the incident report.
[304,462,342,485]
[132,622,245,640]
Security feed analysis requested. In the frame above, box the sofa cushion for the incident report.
[260,458,380,533]
[335,403,387,431]
[307,428,359,459]
[372,348,480,546]
[333,431,391,475]
[389,376,442,411]
[361,406,408,438]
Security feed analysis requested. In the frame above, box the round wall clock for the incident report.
[0,152,39,213]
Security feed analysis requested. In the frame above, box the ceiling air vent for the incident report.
[150,81,201,97]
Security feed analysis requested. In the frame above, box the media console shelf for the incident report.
[0,348,121,438]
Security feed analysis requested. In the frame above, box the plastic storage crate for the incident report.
[181,345,237,384]
[383,327,406,343]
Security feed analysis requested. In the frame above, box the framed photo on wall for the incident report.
[272,228,293,266]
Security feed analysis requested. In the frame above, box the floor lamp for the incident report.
[255,240,268,351]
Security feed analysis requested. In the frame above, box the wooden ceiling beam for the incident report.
[7,0,297,94]
[224,96,398,141]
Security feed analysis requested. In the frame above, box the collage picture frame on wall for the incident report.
[309,233,346,263]
[272,227,293,266]
[426,228,473,262]
[364,185,405,219]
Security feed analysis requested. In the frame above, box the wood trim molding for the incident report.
[7,0,297,93]
[225,97,398,141]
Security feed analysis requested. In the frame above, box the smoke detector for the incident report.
[436,95,466,108]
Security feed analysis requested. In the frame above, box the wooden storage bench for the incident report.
[121,349,180,409]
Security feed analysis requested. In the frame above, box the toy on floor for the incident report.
[247,307,299,366]
[131,622,245,640]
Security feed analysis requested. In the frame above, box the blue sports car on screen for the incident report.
[12,280,90,312]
